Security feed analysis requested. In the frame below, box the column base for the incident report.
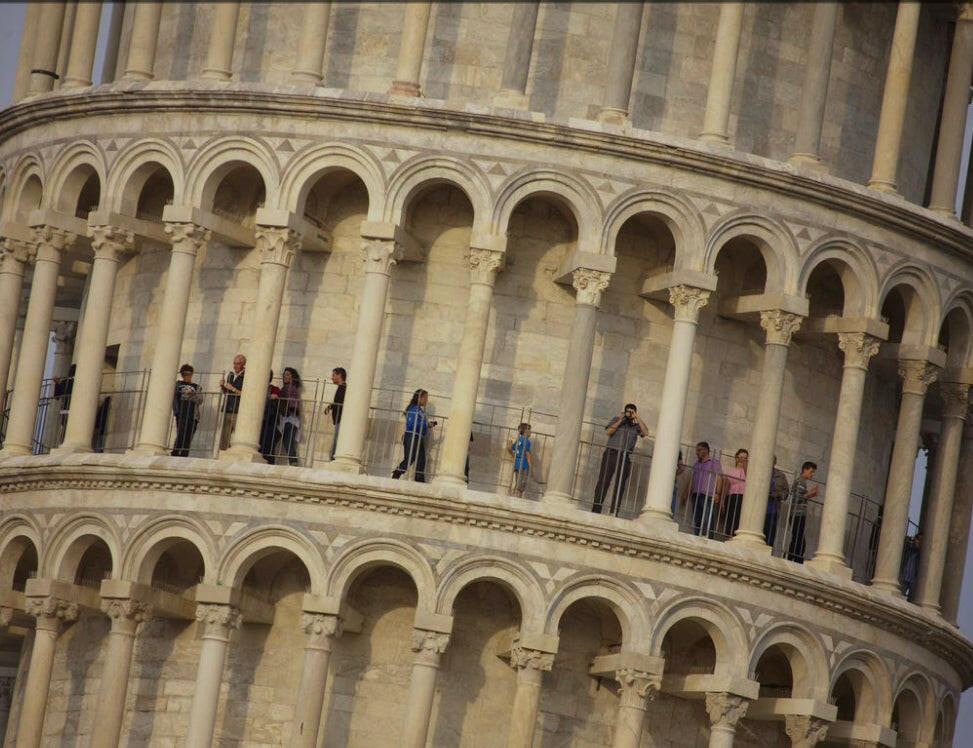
[492,89,528,110]
[638,507,679,532]
[804,554,853,579]
[542,490,577,509]
[432,473,468,488]
[699,131,732,146]
[200,69,233,81]
[218,446,262,463]
[0,444,32,459]
[870,578,905,599]
[329,456,366,474]
[50,442,93,457]
[918,601,942,616]
[290,70,323,86]
[127,443,167,457]
[389,80,421,97]
[928,204,958,220]
[727,532,772,554]
[787,152,829,173]
[596,107,629,126]
[866,179,900,196]
[120,70,153,81]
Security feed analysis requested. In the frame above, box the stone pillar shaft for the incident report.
[186,604,241,748]
[292,3,332,84]
[598,2,644,124]
[705,692,749,748]
[506,644,554,748]
[12,3,43,102]
[292,613,341,748]
[940,422,973,622]
[54,2,78,87]
[612,669,660,748]
[0,243,31,414]
[700,3,745,144]
[390,3,432,96]
[123,2,163,80]
[789,2,840,167]
[62,2,103,89]
[201,1,241,80]
[495,3,540,107]
[28,2,67,95]
[401,629,450,748]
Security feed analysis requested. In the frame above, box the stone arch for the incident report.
[892,670,935,744]
[185,135,280,211]
[544,574,648,645]
[748,623,830,700]
[434,554,546,632]
[105,138,185,216]
[326,538,436,612]
[798,236,880,318]
[491,168,603,251]
[936,692,957,747]
[121,514,218,585]
[278,142,385,220]
[828,649,893,725]
[937,289,973,367]
[218,524,326,593]
[385,155,492,234]
[879,263,942,347]
[0,515,42,589]
[601,188,706,268]
[45,140,107,215]
[703,211,800,293]
[42,513,121,582]
[649,597,749,677]
[1,153,44,223]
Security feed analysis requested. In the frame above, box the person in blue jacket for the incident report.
[392,389,437,482]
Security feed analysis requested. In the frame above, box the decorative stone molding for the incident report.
[361,238,404,275]
[759,310,803,346]
[898,359,940,396]
[614,668,661,709]
[509,645,555,672]
[411,628,451,655]
[194,603,242,637]
[255,226,302,267]
[25,595,79,623]
[668,284,711,322]
[468,248,504,286]
[941,382,970,420]
[705,692,749,727]
[0,237,36,269]
[572,268,611,306]
[837,332,882,370]
[88,225,135,263]
[784,714,831,747]
[163,222,211,257]
[32,226,77,262]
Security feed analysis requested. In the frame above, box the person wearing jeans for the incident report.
[592,403,648,515]
[325,367,346,461]
[275,367,303,466]
[682,441,723,538]
[392,389,436,482]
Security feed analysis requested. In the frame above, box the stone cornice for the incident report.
[1,84,971,260]
[2,456,972,686]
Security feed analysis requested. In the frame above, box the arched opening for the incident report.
[55,165,101,219]
[14,174,42,222]
[891,688,922,745]
[0,536,38,593]
[805,261,848,319]
[205,163,266,227]
[299,167,369,229]
[56,534,113,585]
[938,306,972,368]
[754,644,797,698]
[880,284,926,347]
[147,539,205,594]
[660,619,717,675]
[714,237,769,300]
[831,670,858,721]
[129,167,175,222]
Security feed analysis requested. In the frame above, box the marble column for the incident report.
[389,3,432,96]
[28,2,67,94]
[871,360,939,594]
[224,227,301,461]
[132,223,210,455]
[641,285,711,523]
[62,2,103,89]
[612,668,661,748]
[333,238,403,471]
[597,2,644,125]
[493,3,540,109]
[940,419,973,623]
[201,1,241,80]
[544,269,612,506]
[789,2,840,169]
[705,692,749,748]
[867,2,921,193]
[122,2,164,81]
[293,613,342,748]
[915,382,970,613]
[54,1,78,87]
[731,311,803,548]
[699,3,745,144]
[91,598,151,747]
[0,227,75,457]
[16,596,78,748]
[186,603,242,748]
[928,5,973,216]
[506,643,554,748]
[0,240,33,414]
[12,3,43,102]
[401,628,450,748]
[437,248,504,484]
[784,714,832,748]
[57,227,133,453]
[291,3,332,84]
[808,332,882,575]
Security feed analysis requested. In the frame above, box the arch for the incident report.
[649,597,749,677]
[491,168,603,250]
[434,554,546,632]
[798,236,880,318]
[105,138,185,215]
[892,671,934,744]
[828,649,893,725]
[385,155,491,234]
[938,289,973,367]
[42,513,121,582]
[279,142,385,220]
[703,211,800,293]
[748,623,830,700]
[544,574,648,645]
[218,524,326,593]
[0,514,42,588]
[937,692,957,747]
[45,140,107,214]
[185,135,280,211]
[326,538,436,612]
[878,263,941,346]
[1,153,44,224]
[121,514,218,585]
[601,188,706,268]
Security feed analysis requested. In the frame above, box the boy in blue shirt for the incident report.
[509,422,532,497]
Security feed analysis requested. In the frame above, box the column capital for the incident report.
[31,225,77,261]
[194,602,242,638]
[25,595,79,630]
[469,247,504,286]
[668,284,711,322]
[411,628,451,655]
[572,268,611,306]
[1,236,36,268]
[101,597,152,634]
[837,331,882,370]
[301,612,342,649]
[0,606,13,629]
[784,714,831,746]
[51,320,77,347]
[362,238,404,275]
[898,359,940,396]
[509,644,555,672]
[163,222,211,257]
[760,309,803,345]
[88,225,135,262]
[960,2,973,22]
[941,381,971,419]
[614,667,661,709]
[255,226,302,268]
[705,692,750,728]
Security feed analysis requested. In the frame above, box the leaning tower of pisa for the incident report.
[0,2,972,746]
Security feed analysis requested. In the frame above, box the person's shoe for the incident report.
[391,469,403,479]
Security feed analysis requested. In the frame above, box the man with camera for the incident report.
[592,403,648,515]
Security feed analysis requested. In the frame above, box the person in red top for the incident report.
[259,370,282,463]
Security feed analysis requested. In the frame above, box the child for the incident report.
[509,423,532,497]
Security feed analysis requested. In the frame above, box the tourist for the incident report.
[682,441,723,538]
[218,354,246,450]
[592,403,648,515]
[392,389,436,482]
[765,455,789,548]
[259,370,281,464]
[786,460,818,562]
[324,367,346,460]
[899,531,922,599]
[276,367,303,466]
[52,363,76,443]
[171,364,200,457]
[722,448,748,538]
[509,422,532,497]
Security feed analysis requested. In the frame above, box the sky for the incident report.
[1,4,973,745]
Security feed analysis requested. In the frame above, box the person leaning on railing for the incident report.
[392,389,436,482]
[170,364,201,457]
[786,461,818,563]
[509,422,533,498]
[681,441,723,538]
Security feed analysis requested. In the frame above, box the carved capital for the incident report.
[0,606,13,629]
[941,382,970,420]
[572,268,611,306]
[668,284,711,322]
[960,2,973,22]
[31,225,77,262]
[362,238,403,275]
[705,692,749,728]
[898,359,939,396]
[760,310,803,346]
[0,237,35,270]
[837,332,881,370]
[411,628,450,655]
[509,645,555,672]
[25,595,79,624]
[101,597,152,623]
[301,612,342,640]
[88,225,135,262]
[255,226,302,267]
[784,715,831,747]
[468,248,504,286]
[164,222,210,257]
[194,603,242,634]
[614,668,661,708]
[51,320,76,348]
